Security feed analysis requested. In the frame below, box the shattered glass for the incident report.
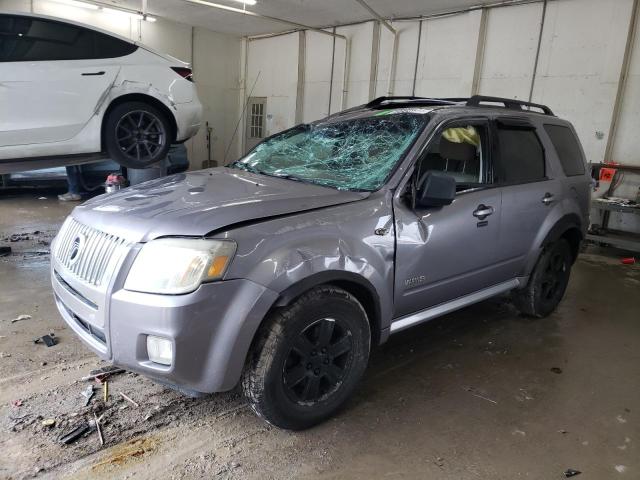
[230,112,429,191]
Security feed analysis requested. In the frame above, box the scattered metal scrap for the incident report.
[11,314,31,323]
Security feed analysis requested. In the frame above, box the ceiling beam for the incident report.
[182,0,346,39]
[353,0,396,34]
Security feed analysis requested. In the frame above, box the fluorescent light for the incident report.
[144,15,157,22]
[229,0,257,4]
[102,7,144,19]
[53,0,100,10]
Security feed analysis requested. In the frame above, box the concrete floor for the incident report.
[0,190,638,479]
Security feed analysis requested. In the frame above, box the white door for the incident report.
[0,14,123,146]
[245,97,267,153]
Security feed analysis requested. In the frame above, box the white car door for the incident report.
[0,14,122,147]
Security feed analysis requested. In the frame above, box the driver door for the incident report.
[393,118,506,318]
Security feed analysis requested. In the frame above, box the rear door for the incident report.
[393,118,505,317]
[245,97,267,153]
[0,15,125,146]
[493,117,563,277]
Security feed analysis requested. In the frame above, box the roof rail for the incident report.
[366,96,462,108]
[466,95,554,116]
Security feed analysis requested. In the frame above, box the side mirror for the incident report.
[415,171,456,208]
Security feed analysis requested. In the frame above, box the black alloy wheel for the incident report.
[283,318,353,404]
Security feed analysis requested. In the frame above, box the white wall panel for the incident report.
[336,22,375,108]
[247,33,299,137]
[532,0,633,164]
[188,27,241,166]
[139,17,193,63]
[478,2,542,99]
[375,21,422,97]
[303,31,334,123]
[329,35,347,115]
[2,0,31,11]
[612,10,640,166]
[414,11,481,97]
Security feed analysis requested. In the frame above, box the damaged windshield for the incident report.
[230,111,428,191]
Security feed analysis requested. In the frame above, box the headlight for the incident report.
[124,238,236,294]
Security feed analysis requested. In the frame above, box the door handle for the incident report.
[542,193,555,205]
[81,71,105,76]
[473,204,494,220]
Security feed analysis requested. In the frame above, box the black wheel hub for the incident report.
[115,111,166,163]
[283,318,353,404]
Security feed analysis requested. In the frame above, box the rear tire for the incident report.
[104,101,172,169]
[242,286,370,430]
[512,239,573,318]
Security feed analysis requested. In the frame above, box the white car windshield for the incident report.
[230,112,428,191]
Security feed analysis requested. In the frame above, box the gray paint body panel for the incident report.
[51,105,591,394]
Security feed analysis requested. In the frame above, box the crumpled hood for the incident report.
[72,167,369,243]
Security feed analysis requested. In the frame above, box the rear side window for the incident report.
[544,124,585,176]
[496,128,545,184]
[0,15,136,62]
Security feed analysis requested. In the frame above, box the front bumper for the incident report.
[53,266,278,393]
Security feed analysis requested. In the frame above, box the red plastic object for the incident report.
[621,257,636,265]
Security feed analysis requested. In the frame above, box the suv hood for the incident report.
[73,167,369,243]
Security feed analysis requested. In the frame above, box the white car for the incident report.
[0,12,202,172]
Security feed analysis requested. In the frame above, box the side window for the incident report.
[544,124,585,176]
[416,123,490,191]
[0,15,136,62]
[496,127,545,184]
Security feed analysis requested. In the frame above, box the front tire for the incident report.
[104,101,172,169]
[242,286,371,430]
[513,239,573,318]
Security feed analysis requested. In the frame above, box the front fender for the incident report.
[222,193,396,338]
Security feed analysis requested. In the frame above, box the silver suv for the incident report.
[51,96,590,430]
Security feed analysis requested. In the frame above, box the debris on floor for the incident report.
[550,367,563,374]
[463,386,498,404]
[42,419,56,428]
[33,333,57,347]
[11,314,31,323]
[59,423,93,445]
[0,246,11,257]
[81,385,95,406]
[119,392,140,408]
[620,257,635,265]
[81,365,125,382]
[563,468,581,477]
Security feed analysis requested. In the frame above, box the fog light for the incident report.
[147,336,173,366]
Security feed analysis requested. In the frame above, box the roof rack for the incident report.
[365,95,554,116]
[366,96,461,108]
[466,95,554,115]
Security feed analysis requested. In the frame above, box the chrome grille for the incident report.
[55,218,129,286]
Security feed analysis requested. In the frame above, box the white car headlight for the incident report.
[124,238,236,294]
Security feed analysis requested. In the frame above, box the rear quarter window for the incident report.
[496,127,545,184]
[544,124,586,176]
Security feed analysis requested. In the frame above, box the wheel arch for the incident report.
[540,213,583,262]
[272,271,383,346]
[101,93,178,151]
